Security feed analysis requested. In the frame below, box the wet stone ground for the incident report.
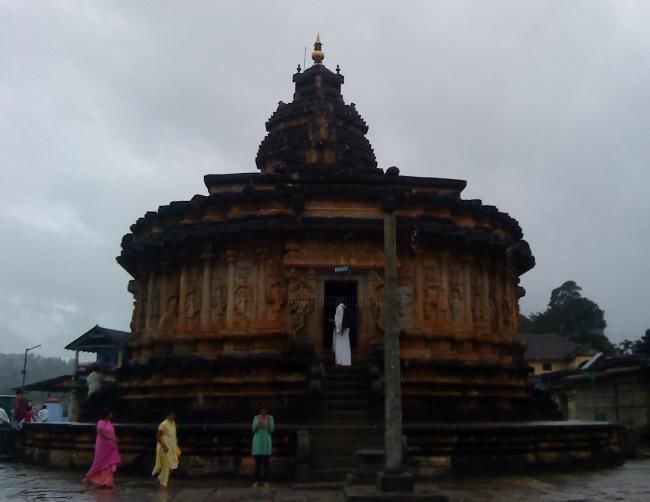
[0,460,649,502]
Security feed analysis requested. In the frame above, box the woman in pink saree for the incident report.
[83,409,121,489]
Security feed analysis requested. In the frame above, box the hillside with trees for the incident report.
[520,280,615,354]
[0,353,74,395]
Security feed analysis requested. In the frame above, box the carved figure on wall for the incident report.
[424,284,444,322]
[151,289,161,328]
[234,281,253,320]
[210,267,227,325]
[398,257,415,280]
[471,275,484,323]
[450,263,463,286]
[316,115,329,142]
[501,296,513,329]
[128,280,141,334]
[398,285,414,327]
[267,281,287,319]
[158,295,178,333]
[422,264,445,322]
[184,289,200,329]
[489,291,499,332]
[287,270,315,337]
[449,287,463,324]
[368,272,385,338]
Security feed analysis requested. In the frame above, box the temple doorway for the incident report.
[322,281,358,350]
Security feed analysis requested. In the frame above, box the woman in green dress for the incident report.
[251,408,274,488]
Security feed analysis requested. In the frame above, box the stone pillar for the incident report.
[200,248,214,330]
[256,249,268,321]
[145,269,155,332]
[481,256,490,333]
[493,263,503,336]
[225,250,238,326]
[68,388,81,422]
[439,250,450,332]
[383,210,403,473]
[377,204,414,492]
[127,279,140,336]
[503,260,516,340]
[462,254,473,334]
[414,251,424,323]
[178,252,189,331]
[158,256,169,330]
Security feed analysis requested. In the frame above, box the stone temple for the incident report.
[20,39,622,481]
[116,38,536,424]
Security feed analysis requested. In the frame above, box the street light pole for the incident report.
[21,344,41,389]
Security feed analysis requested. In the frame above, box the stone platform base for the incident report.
[19,422,301,479]
[18,420,624,480]
[404,420,624,477]
[343,484,448,501]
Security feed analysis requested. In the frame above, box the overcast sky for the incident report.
[1,1,649,359]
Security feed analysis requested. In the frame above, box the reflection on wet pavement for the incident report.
[1,460,649,501]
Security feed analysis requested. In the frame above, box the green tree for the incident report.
[616,339,637,355]
[525,280,614,354]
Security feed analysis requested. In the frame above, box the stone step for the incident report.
[320,410,375,419]
[323,390,368,401]
[311,443,383,457]
[291,481,345,491]
[320,418,377,426]
[311,434,383,449]
[324,375,365,383]
[309,455,359,469]
[324,366,365,373]
[324,380,365,389]
[305,467,351,482]
[324,400,371,410]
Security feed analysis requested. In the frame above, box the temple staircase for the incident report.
[305,363,383,482]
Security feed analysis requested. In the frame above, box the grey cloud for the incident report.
[1,1,649,357]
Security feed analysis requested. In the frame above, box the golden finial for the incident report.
[311,33,324,65]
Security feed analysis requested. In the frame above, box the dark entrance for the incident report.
[323,281,358,350]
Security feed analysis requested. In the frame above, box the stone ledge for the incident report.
[344,484,448,501]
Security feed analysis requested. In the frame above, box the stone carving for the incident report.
[159,294,179,333]
[422,263,445,322]
[398,285,414,327]
[501,295,514,331]
[471,274,484,323]
[158,277,180,333]
[210,267,227,325]
[231,263,254,324]
[489,284,499,333]
[369,272,385,334]
[234,281,253,320]
[128,280,141,334]
[449,287,463,323]
[266,257,287,320]
[287,269,315,337]
[184,289,200,328]
[267,280,287,319]
[424,284,444,322]
[448,262,464,325]
[151,288,161,329]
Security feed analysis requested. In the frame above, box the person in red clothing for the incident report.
[12,389,29,429]
[23,406,35,424]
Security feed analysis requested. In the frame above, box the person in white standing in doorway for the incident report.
[333,298,352,366]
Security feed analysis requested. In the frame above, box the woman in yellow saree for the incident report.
[152,411,180,489]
